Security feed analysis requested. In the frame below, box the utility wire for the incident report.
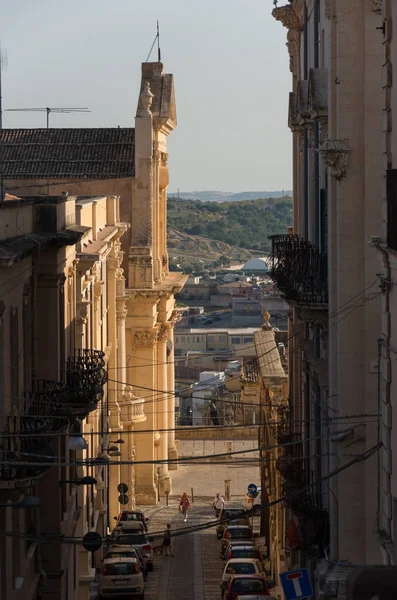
[0,442,381,544]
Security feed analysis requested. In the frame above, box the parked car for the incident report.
[114,521,146,534]
[217,509,250,539]
[222,574,270,600]
[108,532,154,572]
[236,596,276,600]
[98,557,144,599]
[220,526,254,558]
[114,510,149,532]
[105,545,148,579]
[221,559,265,594]
[224,545,263,564]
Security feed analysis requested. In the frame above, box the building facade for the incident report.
[271,1,384,596]
[0,194,133,600]
[0,60,186,597]
[2,61,187,505]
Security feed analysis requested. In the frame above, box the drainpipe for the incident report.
[314,0,320,247]
[303,1,309,239]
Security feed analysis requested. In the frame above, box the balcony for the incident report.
[0,380,67,488]
[64,349,108,419]
[268,234,328,307]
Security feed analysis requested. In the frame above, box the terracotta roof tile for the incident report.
[1,128,135,179]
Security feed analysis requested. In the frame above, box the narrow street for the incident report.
[145,500,260,600]
[90,439,261,599]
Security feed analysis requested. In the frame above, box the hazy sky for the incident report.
[0,0,292,192]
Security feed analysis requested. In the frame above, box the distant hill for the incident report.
[167,190,292,203]
[167,196,293,254]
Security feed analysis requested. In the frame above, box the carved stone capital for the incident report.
[160,152,168,167]
[324,0,331,19]
[372,0,382,14]
[153,141,161,165]
[272,5,302,31]
[158,322,171,342]
[319,139,350,179]
[94,280,104,300]
[132,328,158,349]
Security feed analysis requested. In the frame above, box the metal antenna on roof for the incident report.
[146,22,161,62]
[4,107,91,129]
[0,42,7,201]
[157,21,161,62]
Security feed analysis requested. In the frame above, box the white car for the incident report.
[221,558,265,591]
[99,557,144,599]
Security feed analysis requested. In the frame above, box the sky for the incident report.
[0,0,292,193]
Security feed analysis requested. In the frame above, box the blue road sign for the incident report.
[280,568,314,600]
[247,483,257,495]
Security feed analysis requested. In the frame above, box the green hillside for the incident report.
[167,196,293,252]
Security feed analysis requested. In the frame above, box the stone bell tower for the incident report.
[126,62,187,504]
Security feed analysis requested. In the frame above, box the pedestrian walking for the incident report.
[212,492,225,518]
[162,523,173,556]
[179,492,191,522]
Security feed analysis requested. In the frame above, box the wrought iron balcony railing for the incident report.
[267,234,328,305]
[63,349,108,419]
[0,380,68,486]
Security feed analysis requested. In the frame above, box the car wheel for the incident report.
[253,505,261,516]
[217,533,222,539]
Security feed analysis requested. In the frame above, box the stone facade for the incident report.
[272,1,383,596]
[0,61,186,598]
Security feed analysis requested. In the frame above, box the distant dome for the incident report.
[242,257,269,272]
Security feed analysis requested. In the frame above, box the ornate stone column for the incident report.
[157,323,171,493]
[129,325,158,504]
[167,319,178,468]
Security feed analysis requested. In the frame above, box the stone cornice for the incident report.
[272,4,302,31]
[319,139,350,179]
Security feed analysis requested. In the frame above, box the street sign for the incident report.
[82,531,102,552]
[280,568,314,600]
[117,483,128,494]
[118,493,129,505]
[247,483,257,495]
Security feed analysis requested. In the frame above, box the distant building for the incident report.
[174,327,258,355]
[241,257,269,273]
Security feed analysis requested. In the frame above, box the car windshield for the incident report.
[226,563,256,574]
[111,534,147,545]
[121,513,143,521]
[227,529,251,539]
[224,511,244,519]
[103,563,136,575]
[231,579,266,593]
[108,551,137,558]
[232,549,260,559]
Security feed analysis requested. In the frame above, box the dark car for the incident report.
[114,510,149,532]
[217,509,250,539]
[220,526,253,558]
[222,575,270,600]
[225,545,263,564]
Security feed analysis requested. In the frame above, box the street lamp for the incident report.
[59,476,97,487]
[67,419,88,451]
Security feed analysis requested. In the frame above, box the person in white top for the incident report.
[213,493,225,518]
